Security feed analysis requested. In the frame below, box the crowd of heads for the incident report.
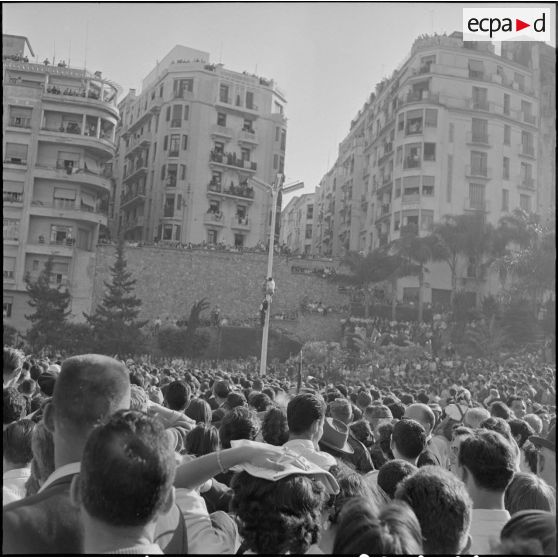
[2,344,556,555]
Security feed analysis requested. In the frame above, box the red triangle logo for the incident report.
[516,19,530,31]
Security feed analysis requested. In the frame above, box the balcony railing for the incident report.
[238,129,258,143]
[121,189,146,205]
[4,158,27,166]
[232,217,250,229]
[469,98,490,111]
[31,199,108,215]
[401,194,420,204]
[207,181,255,199]
[210,124,234,138]
[465,165,491,179]
[467,131,490,145]
[523,113,536,125]
[3,192,23,203]
[209,150,257,171]
[518,176,535,190]
[464,198,490,212]
[404,158,421,169]
[3,270,15,281]
[204,212,225,225]
[519,144,535,157]
[8,116,31,128]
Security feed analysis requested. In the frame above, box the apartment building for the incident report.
[113,45,287,248]
[3,35,120,332]
[280,193,315,255]
[313,32,555,305]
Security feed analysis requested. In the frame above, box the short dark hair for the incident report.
[378,459,418,499]
[500,510,556,556]
[262,387,275,401]
[185,398,212,424]
[129,370,145,388]
[392,419,426,460]
[18,378,36,396]
[219,407,259,449]
[213,380,231,399]
[225,391,248,411]
[458,429,515,492]
[327,465,375,524]
[504,472,556,515]
[3,419,35,465]
[490,400,512,420]
[388,402,406,420]
[164,380,191,411]
[400,393,414,406]
[231,471,326,555]
[248,392,272,413]
[3,347,23,380]
[53,355,130,434]
[185,423,219,457]
[262,407,289,446]
[80,410,175,527]
[29,364,42,382]
[287,393,326,435]
[395,466,472,555]
[508,419,535,448]
[480,416,512,438]
[3,388,28,424]
[333,497,423,555]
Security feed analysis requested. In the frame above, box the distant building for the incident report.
[313,32,555,307]
[112,45,287,248]
[280,193,315,255]
[3,34,120,332]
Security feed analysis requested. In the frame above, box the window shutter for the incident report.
[182,135,188,150]
[163,136,168,150]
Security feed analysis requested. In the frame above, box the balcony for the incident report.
[120,189,146,208]
[30,200,108,225]
[465,165,491,179]
[3,192,23,204]
[7,116,32,129]
[238,129,258,145]
[122,216,145,231]
[3,270,15,282]
[3,157,27,167]
[522,113,536,126]
[519,144,536,159]
[468,70,486,81]
[464,198,491,213]
[401,194,421,205]
[126,132,153,155]
[123,160,148,183]
[466,131,491,146]
[467,98,491,112]
[215,96,260,117]
[517,176,535,191]
[210,124,234,139]
[378,203,391,217]
[231,216,251,231]
[207,181,255,201]
[203,212,226,227]
[404,158,421,169]
[402,91,439,106]
[39,126,115,156]
[34,163,111,192]
[209,150,257,173]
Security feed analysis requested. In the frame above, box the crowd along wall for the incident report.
[92,246,350,342]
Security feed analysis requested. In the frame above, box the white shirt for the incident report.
[38,461,81,493]
[174,488,239,555]
[469,508,511,555]
[283,439,337,470]
[3,467,31,506]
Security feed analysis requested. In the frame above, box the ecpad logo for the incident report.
[463,8,551,42]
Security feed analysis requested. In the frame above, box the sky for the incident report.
[3,1,555,204]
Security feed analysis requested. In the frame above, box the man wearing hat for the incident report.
[318,417,355,462]
[530,426,556,489]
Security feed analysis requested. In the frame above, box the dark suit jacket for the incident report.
[3,473,188,554]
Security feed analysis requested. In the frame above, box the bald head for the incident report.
[463,407,490,429]
[404,403,435,436]
[52,355,130,435]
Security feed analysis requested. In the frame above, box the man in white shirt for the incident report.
[456,429,515,555]
[3,419,34,505]
[283,393,336,470]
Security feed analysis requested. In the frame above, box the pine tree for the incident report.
[84,240,147,356]
[25,257,71,352]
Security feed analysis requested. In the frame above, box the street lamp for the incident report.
[250,174,304,376]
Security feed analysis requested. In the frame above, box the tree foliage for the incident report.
[84,240,147,356]
[24,257,71,352]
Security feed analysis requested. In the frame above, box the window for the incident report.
[403,176,420,200]
[50,225,73,244]
[468,59,484,79]
[174,78,193,98]
[470,151,488,176]
[166,106,171,121]
[519,194,531,212]
[234,234,244,248]
[469,183,485,209]
[502,189,509,211]
[423,143,436,161]
[274,102,284,114]
[447,154,453,202]
[394,212,401,230]
[219,84,229,103]
[3,257,16,281]
[306,205,314,219]
[425,109,437,127]
[246,91,254,109]
[5,143,28,165]
[211,171,222,186]
[180,164,186,180]
[521,100,533,121]
[279,156,285,173]
[420,55,436,72]
[280,129,286,151]
[305,225,313,239]
[183,105,189,120]
[273,154,279,169]
[503,94,510,115]
[164,195,175,217]
[174,225,181,241]
[163,136,168,151]
[182,135,188,150]
[3,218,20,240]
[406,109,423,135]
[395,178,401,198]
[241,148,250,162]
[515,73,526,92]
[472,118,488,142]
[397,113,404,131]
[3,181,24,203]
[504,124,511,145]
[242,118,254,132]
[54,188,76,209]
[449,123,454,142]
[472,86,488,110]
[3,297,13,318]
[421,209,434,231]
[236,205,246,220]
[275,127,280,141]
[161,164,166,180]
[169,134,180,156]
[162,224,173,240]
[217,113,227,127]
[520,162,533,187]
[422,175,435,196]
[521,131,534,156]
[503,157,510,180]
[166,164,177,187]
[9,107,32,128]
[209,200,221,214]
[159,85,164,98]
[171,105,182,127]
[404,143,421,168]
[208,229,218,245]
[396,146,403,165]
[214,141,224,154]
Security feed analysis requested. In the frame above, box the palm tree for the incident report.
[388,224,445,322]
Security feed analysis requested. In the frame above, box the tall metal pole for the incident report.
[259,174,283,377]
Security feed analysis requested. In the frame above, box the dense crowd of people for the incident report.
[2,344,556,555]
